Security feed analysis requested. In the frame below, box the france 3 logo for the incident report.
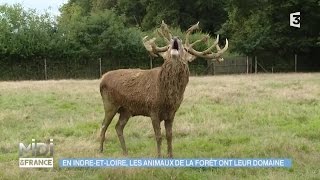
[290,12,301,28]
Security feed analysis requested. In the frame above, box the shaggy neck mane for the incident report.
[158,58,189,108]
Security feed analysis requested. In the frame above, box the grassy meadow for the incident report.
[0,73,319,179]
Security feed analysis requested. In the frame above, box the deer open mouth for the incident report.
[172,40,179,50]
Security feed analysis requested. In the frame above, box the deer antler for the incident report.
[184,22,228,62]
[157,20,172,43]
[142,36,169,57]
[142,21,172,57]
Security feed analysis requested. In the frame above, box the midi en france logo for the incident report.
[19,139,54,168]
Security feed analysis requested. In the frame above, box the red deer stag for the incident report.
[99,21,228,157]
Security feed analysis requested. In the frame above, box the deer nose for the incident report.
[172,40,179,50]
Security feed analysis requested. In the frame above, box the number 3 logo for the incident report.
[290,12,301,28]
[292,15,300,25]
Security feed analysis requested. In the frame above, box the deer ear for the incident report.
[159,51,169,60]
[185,53,196,62]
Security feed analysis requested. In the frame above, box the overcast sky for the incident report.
[0,0,68,15]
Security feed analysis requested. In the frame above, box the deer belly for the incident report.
[120,99,153,117]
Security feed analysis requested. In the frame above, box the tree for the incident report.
[0,4,55,60]
[62,0,228,34]
[220,0,320,55]
[219,0,320,71]
[141,0,227,33]
[58,6,148,66]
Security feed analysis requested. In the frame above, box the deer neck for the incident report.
[158,59,189,107]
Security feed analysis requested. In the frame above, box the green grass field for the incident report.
[0,73,319,179]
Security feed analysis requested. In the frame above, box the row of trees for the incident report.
[220,0,320,71]
[0,4,147,64]
[0,0,319,79]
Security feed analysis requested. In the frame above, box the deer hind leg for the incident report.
[100,95,117,153]
[115,108,131,156]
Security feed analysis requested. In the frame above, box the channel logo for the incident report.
[290,12,301,28]
[19,139,54,168]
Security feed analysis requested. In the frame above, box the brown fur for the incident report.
[99,37,189,157]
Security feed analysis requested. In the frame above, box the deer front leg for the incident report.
[165,119,173,158]
[151,116,162,158]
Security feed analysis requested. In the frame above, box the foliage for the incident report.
[58,8,147,61]
[0,0,319,80]
[101,0,227,33]
[0,4,55,60]
[220,0,320,55]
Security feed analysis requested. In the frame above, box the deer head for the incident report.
[143,21,229,63]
